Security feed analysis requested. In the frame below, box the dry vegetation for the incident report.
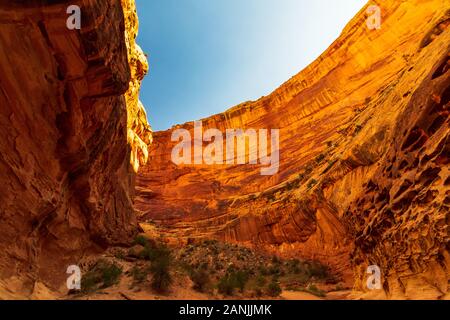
[73,236,344,299]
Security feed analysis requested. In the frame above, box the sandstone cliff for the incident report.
[0,0,151,298]
[136,0,449,299]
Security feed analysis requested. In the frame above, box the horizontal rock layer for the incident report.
[136,0,450,298]
[0,0,150,298]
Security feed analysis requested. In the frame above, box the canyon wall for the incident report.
[136,0,449,299]
[0,0,151,298]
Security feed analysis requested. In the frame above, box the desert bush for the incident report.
[306,261,329,279]
[258,266,269,276]
[189,268,210,292]
[141,241,171,262]
[81,260,122,293]
[286,259,302,274]
[268,265,281,275]
[114,249,125,260]
[149,243,172,293]
[150,256,172,293]
[266,280,282,297]
[256,274,267,287]
[130,265,148,283]
[217,270,249,295]
[217,275,235,296]
[306,284,326,297]
[234,270,249,292]
[134,234,151,247]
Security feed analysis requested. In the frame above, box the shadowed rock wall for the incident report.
[0,0,151,297]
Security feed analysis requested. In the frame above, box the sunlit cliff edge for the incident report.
[0,0,151,298]
[136,0,450,299]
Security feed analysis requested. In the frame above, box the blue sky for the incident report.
[135,0,367,131]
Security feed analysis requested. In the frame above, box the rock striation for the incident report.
[136,0,449,299]
[0,0,151,298]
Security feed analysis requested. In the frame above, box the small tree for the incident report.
[218,275,234,296]
[266,280,282,297]
[234,270,249,293]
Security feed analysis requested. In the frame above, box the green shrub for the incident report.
[149,243,172,293]
[150,257,172,293]
[306,261,329,279]
[217,271,249,296]
[134,234,151,247]
[189,268,210,292]
[286,264,295,274]
[256,275,267,287]
[268,266,281,275]
[295,273,310,285]
[306,284,326,297]
[234,270,249,292]
[102,264,123,288]
[141,242,171,262]
[259,266,269,276]
[81,273,100,293]
[130,265,148,283]
[81,260,122,293]
[266,280,282,297]
[217,275,235,296]
[114,249,125,260]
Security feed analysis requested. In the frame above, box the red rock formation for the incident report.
[0,0,150,297]
[136,0,449,298]
[345,44,450,299]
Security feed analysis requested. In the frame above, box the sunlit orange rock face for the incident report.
[0,1,150,297]
[136,0,450,298]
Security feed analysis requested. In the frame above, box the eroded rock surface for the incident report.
[0,0,150,297]
[136,0,449,298]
